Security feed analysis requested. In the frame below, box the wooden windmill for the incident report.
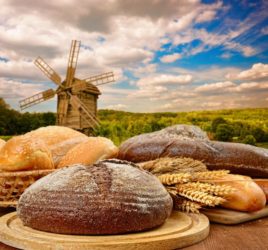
[19,40,115,134]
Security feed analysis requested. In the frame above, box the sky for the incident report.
[0,0,268,113]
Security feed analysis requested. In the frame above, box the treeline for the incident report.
[0,98,55,135]
[1,97,268,146]
[95,109,268,146]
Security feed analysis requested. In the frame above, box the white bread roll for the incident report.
[0,135,54,171]
[58,137,118,168]
[0,139,5,150]
[25,126,89,167]
[209,174,266,212]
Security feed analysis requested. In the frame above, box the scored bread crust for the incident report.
[57,137,118,168]
[17,160,173,235]
[0,135,54,171]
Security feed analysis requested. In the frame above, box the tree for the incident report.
[211,117,227,132]
[215,124,234,141]
[243,135,256,145]
[251,128,266,142]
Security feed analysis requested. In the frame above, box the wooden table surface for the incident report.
[1,208,268,250]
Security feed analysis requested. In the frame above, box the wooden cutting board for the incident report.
[0,211,209,250]
[202,205,268,224]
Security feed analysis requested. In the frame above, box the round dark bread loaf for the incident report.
[118,125,268,178]
[17,159,173,235]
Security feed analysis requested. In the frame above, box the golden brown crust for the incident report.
[57,137,118,168]
[0,139,5,151]
[254,179,268,202]
[207,174,266,212]
[0,135,54,171]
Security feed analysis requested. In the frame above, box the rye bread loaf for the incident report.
[118,125,268,177]
[17,159,173,235]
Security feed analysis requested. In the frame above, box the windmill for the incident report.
[19,40,115,135]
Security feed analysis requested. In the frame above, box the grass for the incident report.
[257,142,268,149]
[0,136,12,141]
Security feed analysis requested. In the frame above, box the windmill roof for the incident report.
[85,82,101,95]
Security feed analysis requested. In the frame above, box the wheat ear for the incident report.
[176,186,225,206]
[176,182,236,197]
[192,170,230,181]
[158,173,191,185]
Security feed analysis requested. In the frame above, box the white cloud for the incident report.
[137,74,193,87]
[195,10,216,23]
[226,63,268,81]
[160,53,182,63]
[105,104,127,110]
[195,81,235,92]
[261,27,268,35]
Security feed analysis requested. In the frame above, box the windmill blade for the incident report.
[34,57,62,86]
[65,40,81,87]
[84,71,115,86]
[20,89,55,110]
[68,93,100,129]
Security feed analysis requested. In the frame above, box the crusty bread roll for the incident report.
[58,137,118,168]
[208,174,266,212]
[118,125,268,177]
[17,159,173,235]
[0,139,5,150]
[25,126,89,166]
[0,135,54,171]
[254,179,268,202]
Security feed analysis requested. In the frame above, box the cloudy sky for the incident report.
[0,0,268,112]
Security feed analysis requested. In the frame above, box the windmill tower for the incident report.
[19,40,115,135]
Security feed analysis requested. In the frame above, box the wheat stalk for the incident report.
[176,182,236,196]
[176,186,225,206]
[158,173,191,185]
[138,157,207,175]
[192,170,230,181]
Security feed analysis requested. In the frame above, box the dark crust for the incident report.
[17,161,173,235]
[118,137,268,178]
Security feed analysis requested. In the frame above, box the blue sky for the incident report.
[0,0,268,112]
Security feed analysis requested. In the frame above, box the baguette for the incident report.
[254,179,268,202]
[206,174,266,212]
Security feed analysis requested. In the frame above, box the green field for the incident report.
[1,98,268,148]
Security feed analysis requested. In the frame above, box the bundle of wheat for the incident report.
[138,157,236,213]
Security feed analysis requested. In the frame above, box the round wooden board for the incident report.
[0,211,209,250]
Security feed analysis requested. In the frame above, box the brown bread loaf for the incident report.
[118,125,268,177]
[17,159,173,235]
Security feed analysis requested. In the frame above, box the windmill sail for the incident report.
[20,89,55,110]
[65,40,81,87]
[34,57,62,86]
[84,72,115,86]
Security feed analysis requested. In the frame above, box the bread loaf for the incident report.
[17,159,173,235]
[57,137,118,168]
[118,125,268,177]
[0,135,54,171]
[25,126,89,166]
[206,174,266,212]
[0,139,5,150]
[254,179,268,202]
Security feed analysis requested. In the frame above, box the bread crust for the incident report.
[17,160,173,235]
[57,137,118,168]
[118,126,268,177]
[0,135,54,171]
[0,139,5,150]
